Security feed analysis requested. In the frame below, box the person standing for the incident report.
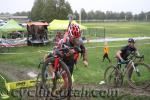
[102,42,111,63]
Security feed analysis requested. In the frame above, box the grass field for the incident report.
[0,39,149,84]
[0,39,150,99]
[0,22,150,99]
[82,22,150,38]
[0,22,150,84]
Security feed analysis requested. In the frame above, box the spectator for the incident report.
[102,41,111,63]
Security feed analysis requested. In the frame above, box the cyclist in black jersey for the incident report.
[116,38,140,63]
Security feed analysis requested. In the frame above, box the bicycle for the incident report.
[104,54,150,89]
[35,48,73,100]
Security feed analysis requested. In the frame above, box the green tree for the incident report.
[13,11,30,16]
[81,8,87,20]
[41,0,57,22]
[105,11,113,19]
[138,11,146,21]
[87,10,95,20]
[125,12,133,21]
[119,12,125,20]
[56,0,72,19]
[30,0,72,22]
[95,10,105,20]
[73,10,79,20]
[133,14,138,21]
[146,11,150,21]
[31,0,45,21]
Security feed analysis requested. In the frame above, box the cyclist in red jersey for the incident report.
[44,23,88,78]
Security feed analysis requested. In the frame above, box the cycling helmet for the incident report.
[128,38,135,43]
[68,24,81,38]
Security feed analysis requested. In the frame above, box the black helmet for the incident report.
[128,38,135,43]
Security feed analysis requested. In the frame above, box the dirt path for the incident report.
[0,64,150,99]
[73,84,150,96]
[0,64,39,81]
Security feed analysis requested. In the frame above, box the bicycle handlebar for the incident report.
[118,55,144,65]
[135,55,144,59]
[55,46,81,56]
[131,55,144,62]
[118,60,129,65]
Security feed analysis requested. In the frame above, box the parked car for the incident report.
[0,19,6,26]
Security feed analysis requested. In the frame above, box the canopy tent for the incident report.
[0,19,26,32]
[27,22,48,26]
[48,19,87,31]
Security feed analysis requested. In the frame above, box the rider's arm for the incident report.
[78,38,87,61]
[116,50,124,61]
[135,50,140,56]
[80,44,88,61]
[79,38,88,67]
[131,47,140,57]
[43,54,48,62]
[81,44,88,67]
[43,52,52,61]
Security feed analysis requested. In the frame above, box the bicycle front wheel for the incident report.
[127,62,150,89]
[41,58,72,99]
[104,65,123,87]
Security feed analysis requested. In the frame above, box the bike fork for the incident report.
[132,62,140,77]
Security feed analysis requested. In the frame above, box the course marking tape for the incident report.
[0,93,10,99]
[87,42,150,49]
[0,50,51,55]
[0,74,10,99]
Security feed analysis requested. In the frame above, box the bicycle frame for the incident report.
[105,54,147,88]
[47,52,68,71]
[115,56,142,80]
[53,57,61,70]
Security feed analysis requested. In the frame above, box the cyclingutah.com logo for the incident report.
[4,86,119,98]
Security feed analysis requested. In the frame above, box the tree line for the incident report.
[1,0,150,22]
[30,0,150,22]
[75,8,150,21]
[30,0,72,22]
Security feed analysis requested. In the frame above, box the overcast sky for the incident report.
[0,0,149,14]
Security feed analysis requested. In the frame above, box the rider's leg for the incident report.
[48,64,55,79]
[63,60,74,92]
[65,59,75,76]
[102,53,107,62]
[105,53,111,63]
[128,66,133,79]
[56,59,74,91]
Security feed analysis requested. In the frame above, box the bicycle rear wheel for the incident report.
[35,73,49,99]
[41,58,72,100]
[127,62,150,89]
[104,65,123,87]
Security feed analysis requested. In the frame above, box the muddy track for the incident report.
[0,64,150,99]
[0,64,39,81]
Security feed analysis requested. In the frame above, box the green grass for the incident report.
[0,22,150,99]
[82,22,150,38]
[0,45,53,68]
[74,39,150,84]
[0,39,149,84]
[0,40,150,99]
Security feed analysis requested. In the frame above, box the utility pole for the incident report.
[125,15,127,21]
[79,9,81,24]
[145,14,148,21]
[104,27,106,42]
